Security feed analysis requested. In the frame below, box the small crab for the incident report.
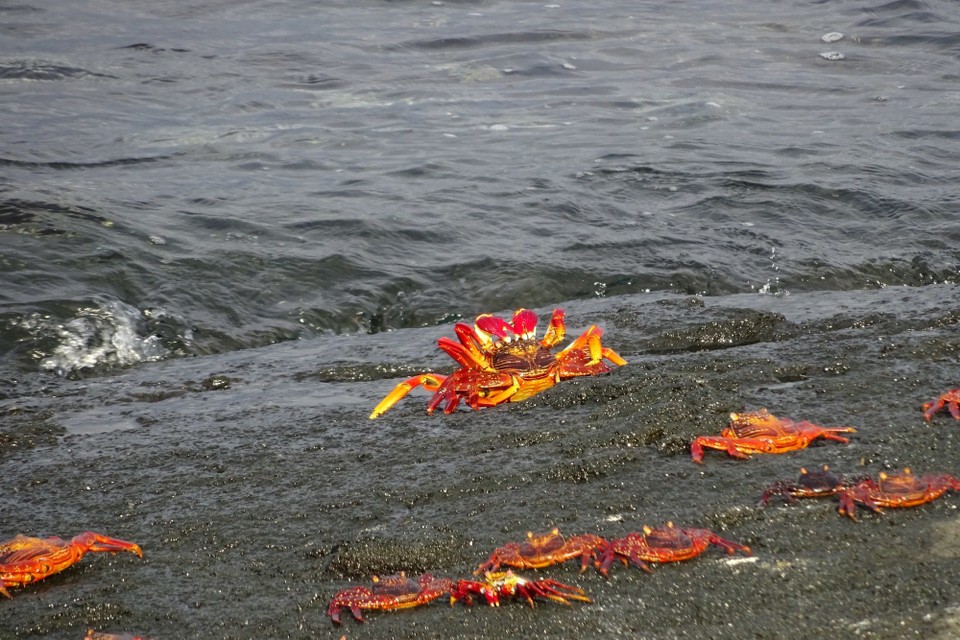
[327,572,453,624]
[836,468,960,521]
[475,528,608,575]
[369,308,626,418]
[923,388,960,422]
[759,466,864,505]
[690,409,856,463]
[450,570,590,607]
[85,631,154,640]
[0,532,142,598]
[597,522,751,576]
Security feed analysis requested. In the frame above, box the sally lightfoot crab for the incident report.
[475,528,607,574]
[836,468,960,521]
[759,466,866,505]
[327,572,453,624]
[0,532,142,598]
[597,522,751,576]
[369,308,626,418]
[690,409,856,463]
[450,570,591,607]
[923,388,960,422]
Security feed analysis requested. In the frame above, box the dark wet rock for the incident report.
[644,309,794,354]
[0,407,64,455]
[3,287,960,638]
[199,374,234,391]
[327,530,470,578]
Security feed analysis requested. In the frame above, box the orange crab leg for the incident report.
[369,374,447,419]
[690,436,773,463]
[478,377,522,406]
[557,326,627,369]
[436,337,483,370]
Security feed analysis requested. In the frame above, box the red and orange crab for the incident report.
[923,388,960,422]
[759,465,865,505]
[597,522,750,576]
[450,570,590,608]
[369,308,626,418]
[475,528,607,575]
[836,468,960,521]
[327,572,453,624]
[690,409,856,463]
[0,531,142,598]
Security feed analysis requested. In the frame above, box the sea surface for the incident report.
[1,1,959,638]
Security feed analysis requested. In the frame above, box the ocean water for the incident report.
[2,0,957,384]
[2,1,959,638]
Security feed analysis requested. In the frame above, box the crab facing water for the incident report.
[369,308,626,418]
[690,409,856,463]
[0,532,143,598]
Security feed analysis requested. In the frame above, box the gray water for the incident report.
[1,0,959,638]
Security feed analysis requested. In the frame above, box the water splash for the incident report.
[36,298,168,377]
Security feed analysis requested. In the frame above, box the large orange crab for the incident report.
[475,528,608,574]
[923,388,960,421]
[0,532,142,598]
[690,409,856,463]
[597,522,750,576]
[836,468,960,521]
[327,572,453,624]
[369,308,626,418]
[450,570,590,607]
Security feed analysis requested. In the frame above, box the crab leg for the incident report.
[690,436,763,463]
[558,326,627,368]
[369,374,447,419]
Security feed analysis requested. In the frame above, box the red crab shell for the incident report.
[475,528,608,574]
[836,468,960,521]
[327,572,453,625]
[690,409,856,463]
[597,522,751,576]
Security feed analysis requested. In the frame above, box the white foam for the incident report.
[39,298,167,376]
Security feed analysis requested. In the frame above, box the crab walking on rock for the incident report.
[370,308,626,418]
